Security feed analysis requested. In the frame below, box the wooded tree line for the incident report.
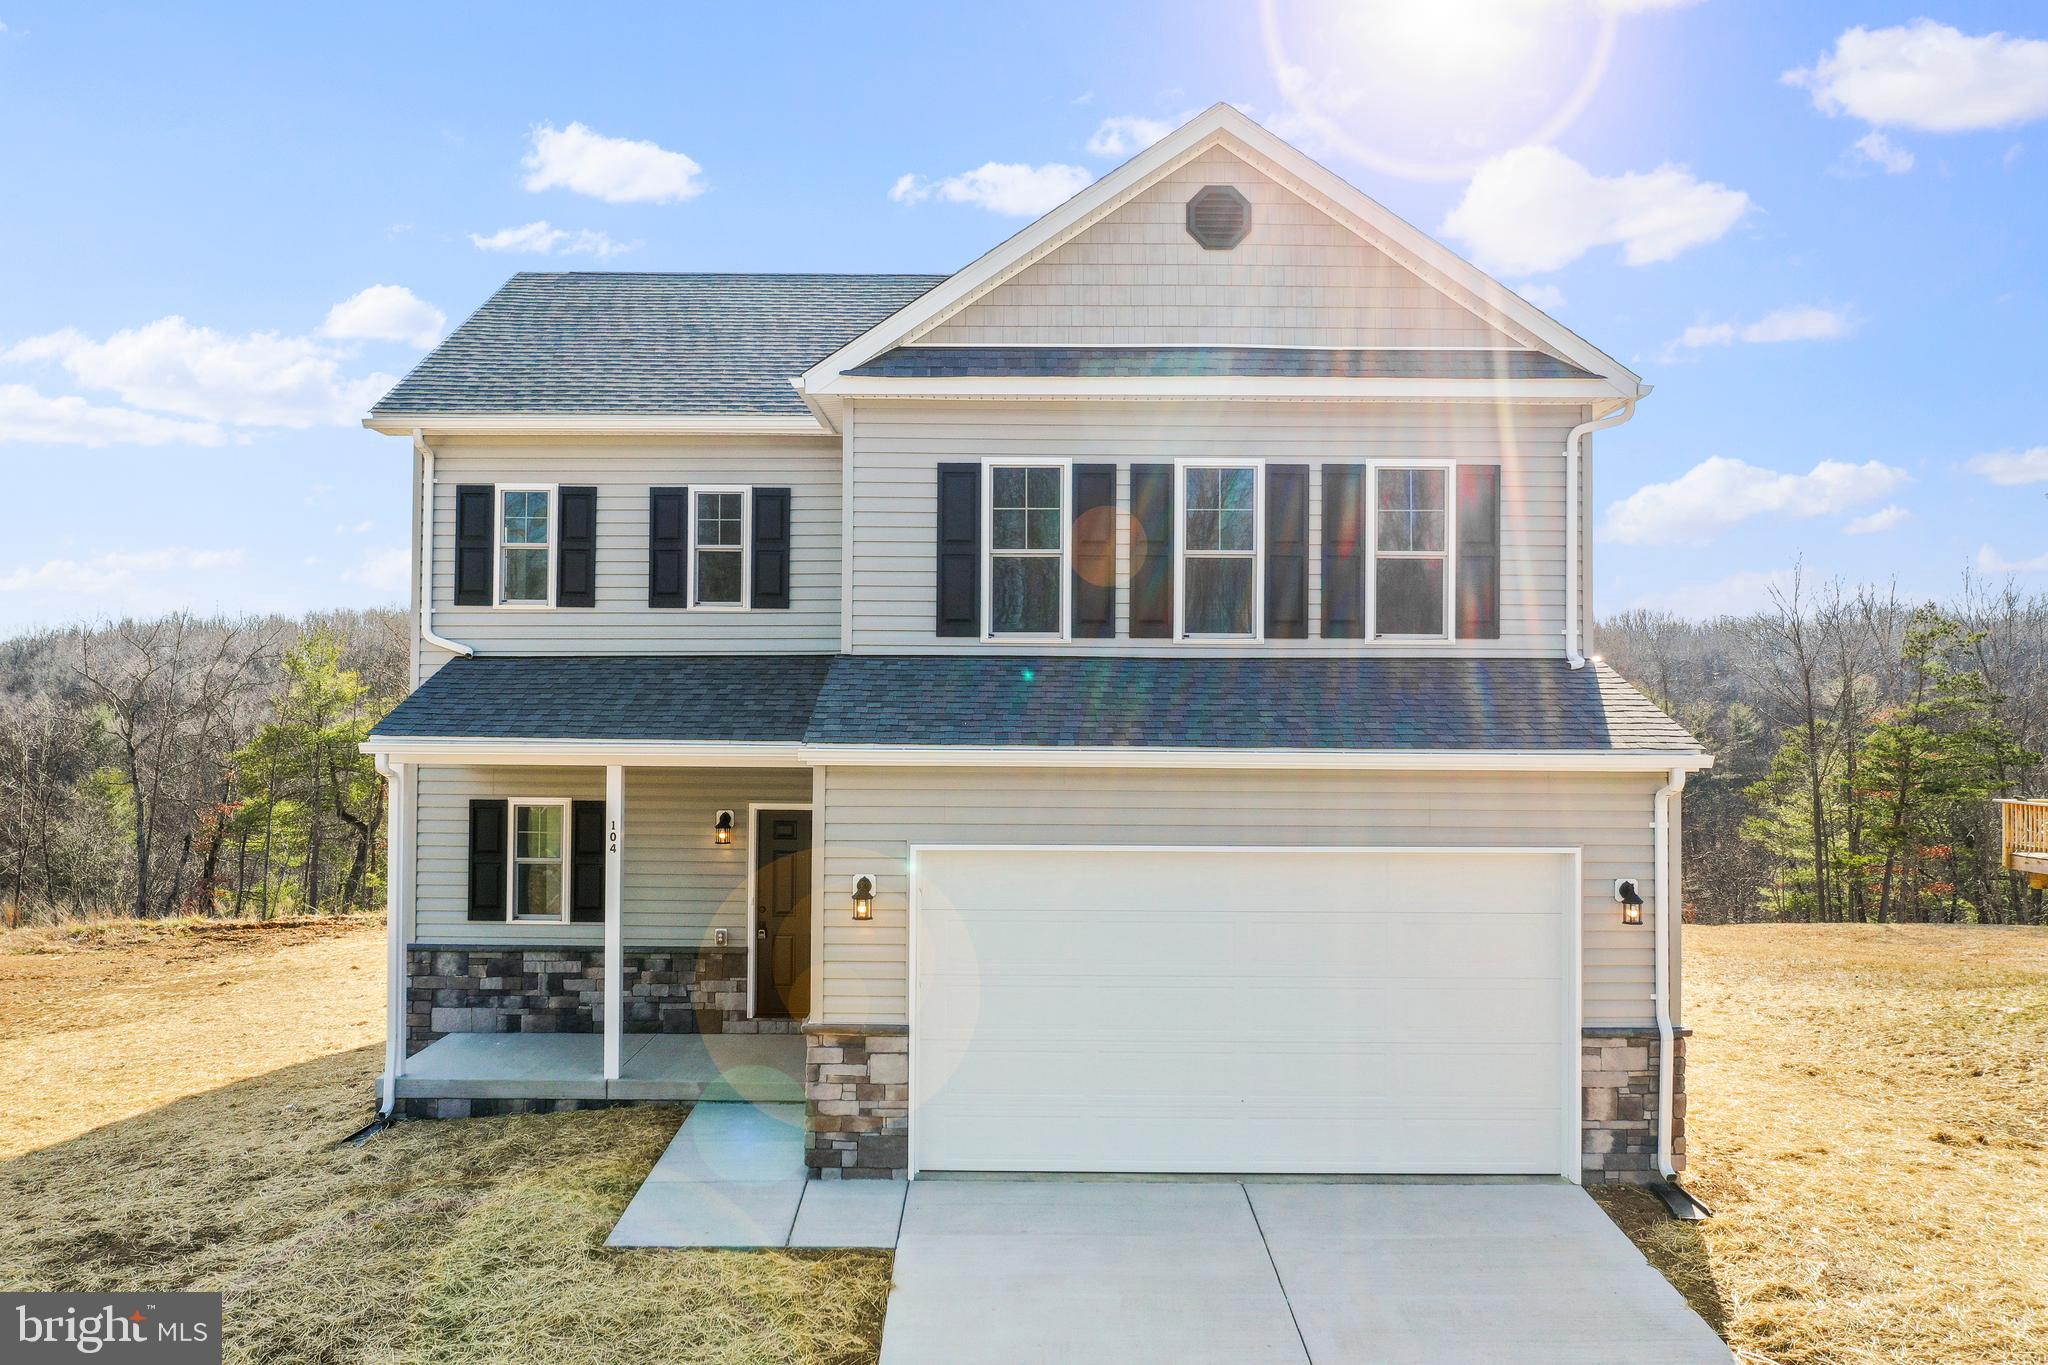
[1602,573,2048,925]
[0,610,407,925]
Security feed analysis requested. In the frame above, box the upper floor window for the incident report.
[986,463,1066,637]
[692,488,749,608]
[1374,466,1449,638]
[497,486,554,607]
[511,799,568,921]
[1180,463,1260,638]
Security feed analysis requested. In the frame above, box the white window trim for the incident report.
[1366,459,1457,642]
[1174,458,1265,642]
[981,458,1073,642]
[493,484,558,609]
[506,796,572,923]
[688,485,753,612]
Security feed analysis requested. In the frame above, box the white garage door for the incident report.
[910,846,1579,1177]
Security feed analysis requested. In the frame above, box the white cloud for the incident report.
[0,383,225,447]
[1514,282,1566,311]
[890,161,1094,216]
[1846,130,1916,174]
[1967,447,2048,485]
[342,546,410,595]
[1631,568,1797,620]
[1601,456,1911,546]
[1843,505,1911,535]
[468,220,637,257]
[5,317,393,429]
[1442,146,1751,275]
[1785,21,2048,132]
[1086,115,1176,157]
[0,547,245,595]
[319,284,444,348]
[1658,305,1854,361]
[522,122,703,204]
[1978,544,2048,573]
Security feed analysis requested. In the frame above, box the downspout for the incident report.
[412,430,474,661]
[1653,764,1686,1180]
[1562,389,1647,669]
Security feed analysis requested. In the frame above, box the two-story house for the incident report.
[363,106,1709,1187]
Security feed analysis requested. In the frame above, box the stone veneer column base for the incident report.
[802,1024,909,1179]
[1582,1027,1687,1185]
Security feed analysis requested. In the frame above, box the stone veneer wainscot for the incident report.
[803,1024,909,1178]
[1581,1027,1686,1184]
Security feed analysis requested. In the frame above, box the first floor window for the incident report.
[1375,466,1447,636]
[1182,464,1257,636]
[499,488,552,604]
[989,464,1064,635]
[511,801,567,920]
[694,489,746,606]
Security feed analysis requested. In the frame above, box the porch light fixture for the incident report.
[1615,878,1644,926]
[851,873,876,921]
[713,809,735,846]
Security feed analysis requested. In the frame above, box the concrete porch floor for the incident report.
[393,1031,805,1103]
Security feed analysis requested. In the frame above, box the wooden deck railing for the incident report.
[2001,799,2048,881]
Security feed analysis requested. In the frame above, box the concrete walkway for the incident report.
[607,1102,905,1249]
[879,1180,1728,1365]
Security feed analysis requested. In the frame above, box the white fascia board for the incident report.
[798,103,1640,394]
[362,413,828,438]
[359,737,806,767]
[798,745,1714,773]
[806,375,1629,404]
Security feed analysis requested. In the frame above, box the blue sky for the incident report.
[2,1,2044,632]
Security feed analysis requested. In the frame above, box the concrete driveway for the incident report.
[879,1180,1727,1365]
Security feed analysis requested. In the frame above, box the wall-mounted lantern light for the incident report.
[713,809,735,846]
[851,873,876,921]
[1615,878,1644,926]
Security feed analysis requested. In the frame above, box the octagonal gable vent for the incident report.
[1185,184,1251,250]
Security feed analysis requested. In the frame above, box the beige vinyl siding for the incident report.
[411,765,810,947]
[817,766,1662,1029]
[417,435,841,683]
[847,399,1582,656]
[916,145,1519,350]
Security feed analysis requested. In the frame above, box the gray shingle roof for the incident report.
[372,273,945,418]
[370,655,832,743]
[370,654,1700,754]
[845,345,1597,381]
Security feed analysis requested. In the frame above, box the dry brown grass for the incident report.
[0,917,891,1364]
[1594,924,2048,1365]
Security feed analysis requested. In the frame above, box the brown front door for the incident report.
[754,810,813,1019]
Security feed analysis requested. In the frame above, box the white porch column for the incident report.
[378,759,412,1113]
[603,764,625,1081]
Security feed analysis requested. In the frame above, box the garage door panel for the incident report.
[912,847,1574,1175]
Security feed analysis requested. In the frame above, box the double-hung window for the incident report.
[986,463,1066,637]
[497,486,554,606]
[1373,465,1450,637]
[510,799,568,921]
[1179,463,1260,638]
[691,488,749,608]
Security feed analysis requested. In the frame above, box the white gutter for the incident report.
[1562,390,1647,669]
[374,755,409,1116]
[412,430,474,662]
[1653,764,1686,1180]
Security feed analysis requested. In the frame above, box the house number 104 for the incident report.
[608,821,619,853]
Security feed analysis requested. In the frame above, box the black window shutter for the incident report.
[1129,463,1174,638]
[1320,465,1367,639]
[570,800,606,923]
[751,487,792,609]
[935,463,981,637]
[1457,464,1502,640]
[466,799,507,921]
[1265,464,1309,639]
[1072,463,1116,638]
[648,486,688,607]
[557,486,597,607]
[454,485,494,606]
